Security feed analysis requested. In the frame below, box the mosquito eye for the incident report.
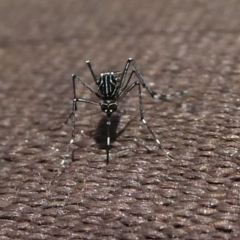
[101,104,108,112]
[110,104,117,112]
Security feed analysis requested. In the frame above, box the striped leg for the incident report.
[118,80,174,160]
[122,58,187,101]
[60,75,100,167]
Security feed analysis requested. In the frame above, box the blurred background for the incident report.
[0,0,240,239]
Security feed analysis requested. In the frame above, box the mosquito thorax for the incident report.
[101,101,118,115]
[97,72,118,99]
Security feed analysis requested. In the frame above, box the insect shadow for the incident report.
[92,111,137,145]
[91,114,121,149]
[70,112,137,162]
[70,115,120,163]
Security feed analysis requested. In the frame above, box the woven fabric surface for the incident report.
[0,1,240,239]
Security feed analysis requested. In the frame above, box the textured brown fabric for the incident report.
[1,0,240,239]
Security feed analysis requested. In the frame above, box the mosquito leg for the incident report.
[136,82,174,160]
[72,74,101,98]
[151,90,188,101]
[118,81,174,160]
[58,97,100,168]
[70,74,78,145]
[117,70,137,102]
[86,61,97,83]
[131,59,187,101]
[120,70,136,93]
[60,90,77,168]
[70,98,100,140]
[119,58,133,89]
[49,75,78,132]
[49,112,73,131]
[59,72,101,169]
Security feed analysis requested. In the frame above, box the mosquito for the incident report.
[67,58,186,164]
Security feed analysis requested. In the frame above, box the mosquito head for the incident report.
[101,101,117,116]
